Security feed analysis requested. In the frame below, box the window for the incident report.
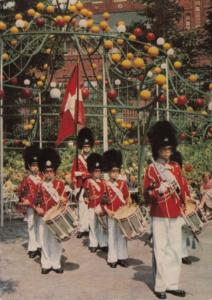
[185,14,191,30]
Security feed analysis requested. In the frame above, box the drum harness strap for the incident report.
[106,181,126,212]
[42,181,60,204]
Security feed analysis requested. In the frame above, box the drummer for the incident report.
[102,149,131,268]
[84,153,108,253]
[18,145,41,259]
[144,121,186,299]
[34,148,67,275]
[71,127,94,239]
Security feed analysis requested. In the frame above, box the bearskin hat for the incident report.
[38,148,61,172]
[170,150,183,168]
[87,153,102,173]
[23,145,40,170]
[147,121,178,160]
[77,127,94,149]
[102,149,122,172]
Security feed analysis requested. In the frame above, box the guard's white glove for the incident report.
[159,182,171,194]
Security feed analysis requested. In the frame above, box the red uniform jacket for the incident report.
[103,179,129,212]
[84,178,106,209]
[71,154,89,189]
[36,179,67,214]
[144,162,186,218]
[18,174,41,207]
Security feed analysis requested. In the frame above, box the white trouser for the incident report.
[152,217,182,292]
[107,217,128,263]
[182,226,189,258]
[88,208,108,248]
[27,207,41,252]
[76,188,89,232]
[39,219,62,269]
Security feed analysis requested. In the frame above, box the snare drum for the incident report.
[183,202,207,235]
[43,204,78,241]
[113,204,147,240]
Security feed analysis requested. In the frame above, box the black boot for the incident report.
[28,251,38,259]
[77,232,84,239]
[154,291,167,299]
[107,262,117,268]
[182,257,192,265]
[52,268,64,274]
[100,246,108,253]
[89,247,97,253]
[41,268,51,275]
[117,259,128,268]
[166,290,186,297]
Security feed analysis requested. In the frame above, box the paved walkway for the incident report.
[0,220,212,300]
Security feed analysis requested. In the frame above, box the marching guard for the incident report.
[144,121,186,299]
[35,148,67,274]
[102,149,130,268]
[84,153,108,253]
[18,145,41,259]
[71,127,94,238]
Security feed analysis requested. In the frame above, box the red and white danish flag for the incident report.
[56,65,85,145]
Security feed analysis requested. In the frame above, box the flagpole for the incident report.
[103,52,108,151]
[75,62,79,171]
[0,38,4,227]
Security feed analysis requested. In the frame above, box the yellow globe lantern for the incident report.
[87,10,93,18]
[10,26,19,34]
[174,61,182,69]
[76,1,83,10]
[27,124,33,130]
[186,106,194,113]
[80,8,89,17]
[45,48,51,54]
[188,74,198,82]
[128,139,134,144]
[68,5,77,13]
[87,47,94,55]
[111,53,121,63]
[24,21,29,30]
[105,26,110,33]
[36,2,45,11]
[40,75,46,82]
[97,74,102,81]
[99,20,108,30]
[87,19,94,28]
[111,109,117,115]
[0,21,6,31]
[148,46,159,58]
[153,67,162,74]
[23,124,29,131]
[103,12,110,20]
[92,63,97,70]
[201,111,208,116]
[30,119,36,125]
[163,42,171,50]
[123,140,129,146]
[155,74,166,86]
[63,16,71,23]
[91,25,100,33]
[140,89,151,100]
[104,40,113,49]
[27,9,36,17]
[2,53,9,61]
[133,57,145,69]
[115,118,122,124]
[46,5,55,14]
[209,83,212,91]
[117,38,125,45]
[43,64,48,70]
[10,39,17,46]
[121,59,132,70]
[126,53,133,60]
[25,141,31,147]
[15,13,23,20]
[129,34,136,42]
[37,80,44,88]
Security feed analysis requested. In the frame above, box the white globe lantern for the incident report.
[16,19,25,29]
[156,37,165,46]
[50,88,61,98]
[115,79,121,86]
[117,24,126,33]
[161,63,167,70]
[50,82,57,88]
[147,71,153,78]
[167,48,175,56]
[79,19,87,28]
[24,79,31,86]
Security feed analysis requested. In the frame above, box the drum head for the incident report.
[43,205,66,222]
[114,205,137,220]
[185,201,196,215]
